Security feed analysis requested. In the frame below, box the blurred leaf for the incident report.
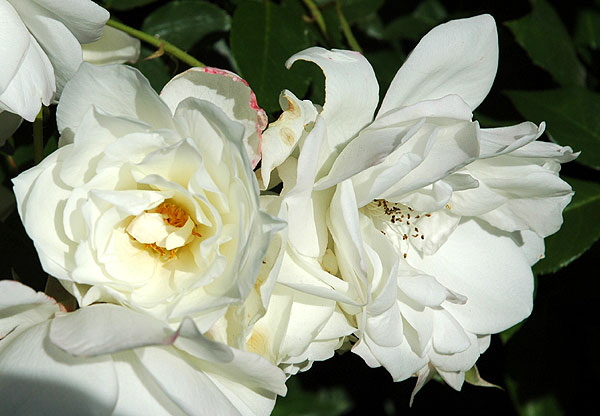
[230,0,311,113]
[356,13,385,40]
[499,322,523,344]
[505,0,586,87]
[365,50,405,94]
[340,0,384,23]
[321,5,345,48]
[383,0,447,41]
[102,0,159,10]
[142,1,230,50]
[133,46,173,92]
[533,176,600,275]
[574,9,600,67]
[575,9,600,50]
[506,388,564,416]
[0,185,14,221]
[43,135,58,158]
[271,377,352,416]
[505,87,600,169]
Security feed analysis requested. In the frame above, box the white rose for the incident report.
[0,280,286,415]
[13,63,280,332]
[0,0,109,121]
[261,14,576,395]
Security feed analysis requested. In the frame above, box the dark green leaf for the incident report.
[505,87,600,169]
[142,1,230,50]
[340,0,384,23]
[0,185,14,221]
[102,0,160,10]
[533,176,600,275]
[365,50,405,94]
[505,0,586,87]
[383,0,447,41]
[271,377,352,416]
[356,13,385,40]
[230,0,311,113]
[575,9,600,50]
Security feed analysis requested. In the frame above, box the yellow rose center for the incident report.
[126,202,201,259]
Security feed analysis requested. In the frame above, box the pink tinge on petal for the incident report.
[198,66,268,133]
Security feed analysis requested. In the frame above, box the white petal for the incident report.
[112,352,187,416]
[431,310,471,354]
[12,0,82,95]
[352,120,479,206]
[260,90,318,188]
[287,47,379,150]
[0,34,54,121]
[32,0,109,44]
[135,347,244,416]
[408,219,533,334]
[0,0,31,93]
[175,318,234,363]
[12,150,75,281]
[49,304,177,356]
[354,332,428,382]
[398,274,459,308]
[83,25,141,65]
[0,280,59,337]
[0,321,118,415]
[379,14,498,113]
[57,63,174,135]
[284,118,329,257]
[478,121,543,158]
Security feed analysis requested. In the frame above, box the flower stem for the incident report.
[335,0,362,53]
[33,109,44,165]
[303,0,329,41]
[106,19,205,68]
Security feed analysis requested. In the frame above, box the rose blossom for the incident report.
[259,14,576,394]
[0,280,286,415]
[12,62,278,332]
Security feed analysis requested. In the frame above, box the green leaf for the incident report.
[533,176,600,275]
[505,87,600,170]
[271,377,352,416]
[383,0,447,41]
[575,9,600,50]
[102,0,160,10]
[505,0,586,87]
[230,0,311,113]
[339,0,384,23]
[142,1,230,50]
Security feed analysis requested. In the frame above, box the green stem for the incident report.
[33,109,44,165]
[106,19,205,68]
[336,0,362,53]
[302,0,329,41]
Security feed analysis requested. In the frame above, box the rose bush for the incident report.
[12,62,278,332]
[0,280,286,415]
[258,14,576,394]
